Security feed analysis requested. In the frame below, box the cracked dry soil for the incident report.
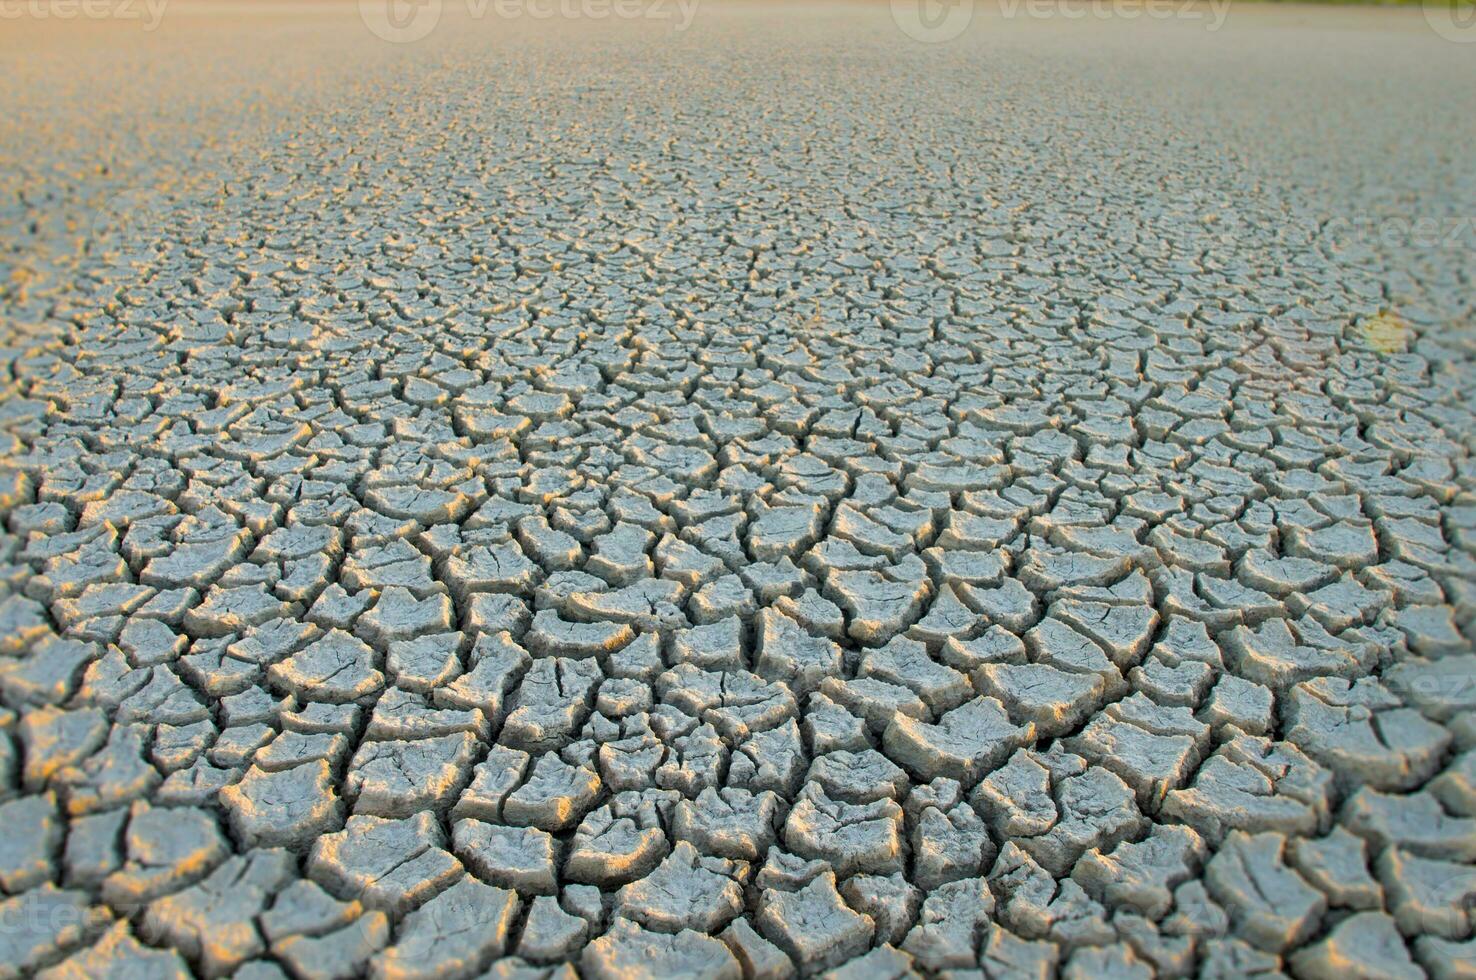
[0,3,1474,978]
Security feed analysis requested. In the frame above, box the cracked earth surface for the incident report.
[1,3,1475,978]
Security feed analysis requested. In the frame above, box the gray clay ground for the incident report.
[1,2,1475,978]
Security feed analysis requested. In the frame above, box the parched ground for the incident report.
[1,2,1474,977]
